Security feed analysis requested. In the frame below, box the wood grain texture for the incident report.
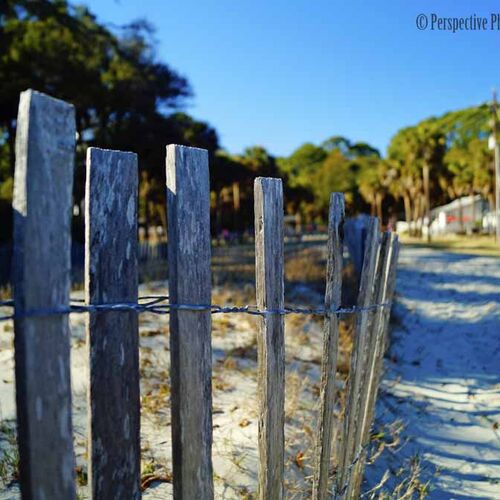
[336,217,380,496]
[166,145,213,499]
[12,89,76,499]
[359,234,398,495]
[254,177,285,500]
[382,236,400,352]
[85,148,140,499]
[343,218,367,279]
[347,232,393,498]
[312,193,345,500]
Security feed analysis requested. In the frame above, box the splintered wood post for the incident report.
[312,193,345,500]
[166,145,213,499]
[336,217,380,497]
[353,233,399,497]
[12,90,76,499]
[254,177,285,500]
[382,236,400,352]
[347,232,394,498]
[85,148,140,499]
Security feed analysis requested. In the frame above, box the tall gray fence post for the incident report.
[383,236,400,351]
[347,231,392,497]
[12,89,76,499]
[336,217,380,496]
[85,148,140,499]
[312,193,345,500]
[166,145,213,499]
[254,177,285,500]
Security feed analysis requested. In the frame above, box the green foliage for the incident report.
[238,146,278,177]
[386,104,495,229]
[277,143,326,190]
[1,1,189,135]
[0,1,495,237]
[276,136,381,220]
[0,0,221,237]
[311,149,356,212]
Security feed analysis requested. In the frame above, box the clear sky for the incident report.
[84,0,500,157]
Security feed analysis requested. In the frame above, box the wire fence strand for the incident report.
[0,295,391,322]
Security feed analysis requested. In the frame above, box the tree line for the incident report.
[0,0,497,242]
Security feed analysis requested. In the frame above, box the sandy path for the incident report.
[368,246,500,498]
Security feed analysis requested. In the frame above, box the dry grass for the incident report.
[204,243,383,496]
[368,454,430,500]
[400,234,500,257]
[0,241,423,498]
[0,421,18,487]
[362,415,432,498]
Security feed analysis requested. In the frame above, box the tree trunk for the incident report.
[376,193,383,222]
[412,195,421,237]
[232,181,240,233]
[470,189,476,234]
[487,193,495,234]
[215,190,222,238]
[159,203,167,233]
[403,193,411,225]
[422,163,431,242]
[458,197,464,234]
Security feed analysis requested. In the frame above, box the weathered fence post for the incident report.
[12,89,76,499]
[312,193,345,500]
[85,148,140,499]
[336,217,380,496]
[343,216,369,280]
[347,232,396,497]
[382,236,400,352]
[254,177,285,500]
[166,145,213,499]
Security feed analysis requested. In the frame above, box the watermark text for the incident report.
[416,13,500,32]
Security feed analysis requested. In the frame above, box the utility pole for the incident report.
[492,90,500,244]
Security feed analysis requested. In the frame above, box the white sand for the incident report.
[0,282,329,498]
[365,246,500,498]
[1,245,498,498]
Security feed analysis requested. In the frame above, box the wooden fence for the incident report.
[7,90,398,499]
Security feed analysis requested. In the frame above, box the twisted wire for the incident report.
[0,295,391,322]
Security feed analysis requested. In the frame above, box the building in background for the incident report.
[430,195,491,235]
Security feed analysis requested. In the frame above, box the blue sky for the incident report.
[84,0,500,157]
